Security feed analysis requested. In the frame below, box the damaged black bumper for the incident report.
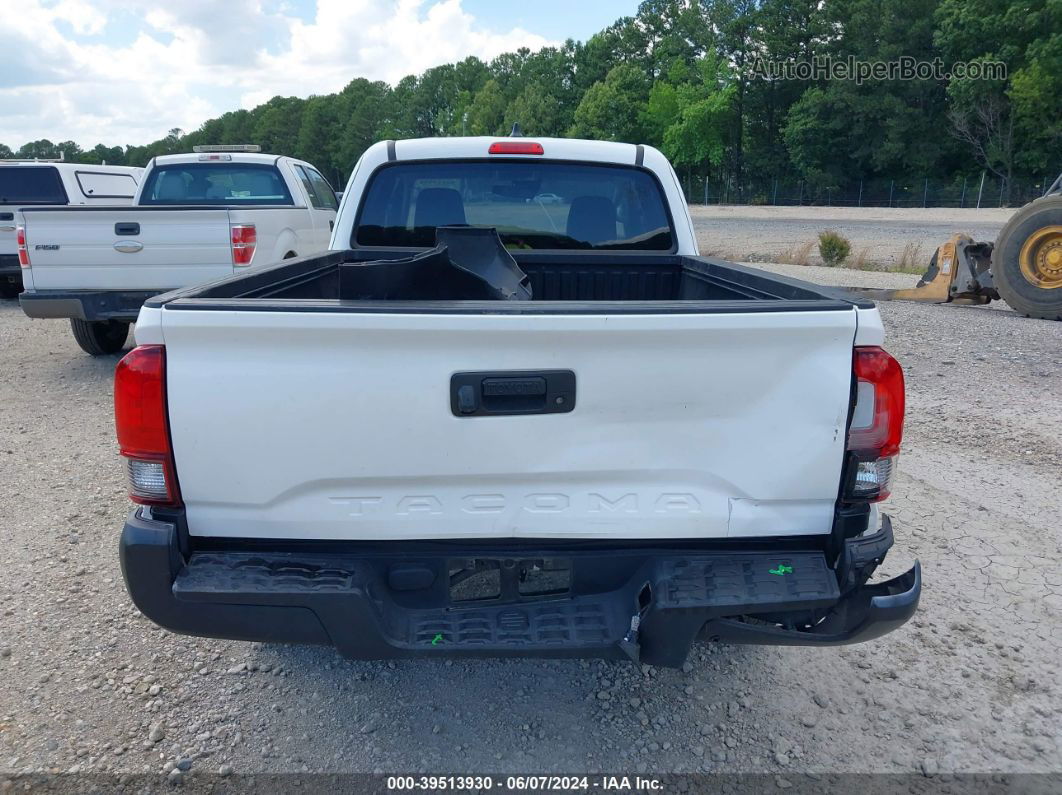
[120,510,920,669]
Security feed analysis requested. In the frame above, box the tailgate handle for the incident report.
[451,370,575,417]
[115,222,140,236]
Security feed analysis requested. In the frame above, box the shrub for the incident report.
[818,230,851,266]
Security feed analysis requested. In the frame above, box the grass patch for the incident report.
[897,242,924,271]
[778,240,816,266]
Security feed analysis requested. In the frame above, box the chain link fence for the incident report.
[680,172,1057,208]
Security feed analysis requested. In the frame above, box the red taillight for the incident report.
[230,224,256,266]
[488,141,544,155]
[114,345,181,507]
[17,226,30,268]
[847,346,905,501]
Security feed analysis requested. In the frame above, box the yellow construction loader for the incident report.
[848,173,1062,320]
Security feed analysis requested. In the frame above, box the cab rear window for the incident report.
[140,163,293,205]
[354,161,674,251]
[0,166,68,204]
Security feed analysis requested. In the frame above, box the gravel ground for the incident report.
[691,205,1014,267]
[1,229,1060,786]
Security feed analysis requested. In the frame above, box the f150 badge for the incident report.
[34,244,59,250]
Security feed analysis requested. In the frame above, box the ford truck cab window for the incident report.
[140,163,294,206]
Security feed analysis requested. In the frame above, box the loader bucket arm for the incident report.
[844,235,996,305]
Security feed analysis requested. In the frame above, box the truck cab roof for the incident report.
[363,136,653,166]
[152,152,310,168]
[337,135,695,254]
[0,161,142,174]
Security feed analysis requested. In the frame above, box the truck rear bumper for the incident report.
[19,289,159,320]
[120,510,920,668]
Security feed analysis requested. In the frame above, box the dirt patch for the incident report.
[692,205,1015,268]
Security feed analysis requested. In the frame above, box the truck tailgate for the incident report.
[160,307,859,541]
[21,209,233,290]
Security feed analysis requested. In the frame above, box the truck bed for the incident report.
[147,249,869,311]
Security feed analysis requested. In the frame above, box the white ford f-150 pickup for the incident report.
[116,136,919,668]
[18,146,338,355]
[1,160,143,298]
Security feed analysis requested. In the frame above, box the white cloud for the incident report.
[0,0,554,148]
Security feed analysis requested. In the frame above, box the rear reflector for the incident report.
[488,141,544,155]
[114,345,181,506]
[847,346,904,501]
[16,226,29,268]
[230,224,256,266]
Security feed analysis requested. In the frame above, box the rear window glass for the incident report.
[354,161,674,250]
[76,171,138,199]
[139,163,293,205]
[0,166,68,204]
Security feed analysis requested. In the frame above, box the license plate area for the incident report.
[448,558,572,605]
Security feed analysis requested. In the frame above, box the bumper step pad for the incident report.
[171,550,842,659]
[123,510,919,667]
[660,553,839,608]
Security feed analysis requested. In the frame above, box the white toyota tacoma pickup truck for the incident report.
[18,146,338,355]
[1,160,143,298]
[116,136,919,668]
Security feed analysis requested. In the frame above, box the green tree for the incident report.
[660,59,734,171]
[334,78,392,176]
[16,140,63,159]
[935,0,1060,199]
[467,79,507,135]
[783,87,859,188]
[11,0,1054,194]
[296,95,339,177]
[82,143,126,165]
[741,0,828,178]
[703,0,761,181]
[504,84,566,137]
[569,64,650,141]
[782,0,956,189]
[251,97,305,155]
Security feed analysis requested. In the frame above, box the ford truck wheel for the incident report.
[70,319,130,356]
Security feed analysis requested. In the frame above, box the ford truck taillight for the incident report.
[230,224,256,266]
[846,346,905,501]
[17,226,30,267]
[114,345,181,507]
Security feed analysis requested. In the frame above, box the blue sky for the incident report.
[2,0,638,149]
[429,0,633,42]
